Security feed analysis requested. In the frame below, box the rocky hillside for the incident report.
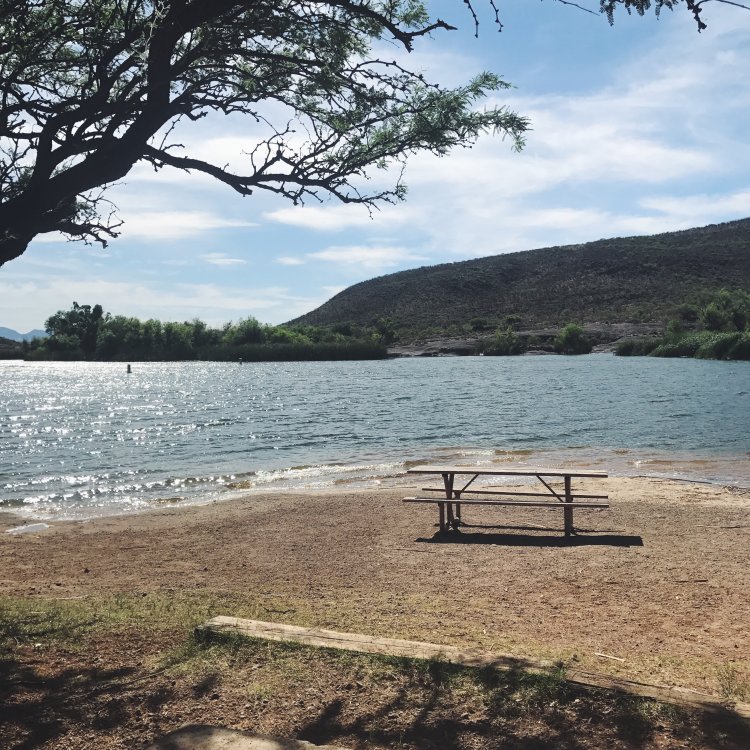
[291,219,750,340]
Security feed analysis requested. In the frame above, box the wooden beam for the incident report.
[408,465,608,478]
[196,617,750,718]
[403,497,609,508]
[421,487,609,500]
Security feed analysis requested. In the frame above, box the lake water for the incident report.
[1,355,749,520]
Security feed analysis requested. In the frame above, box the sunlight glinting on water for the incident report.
[1,357,749,519]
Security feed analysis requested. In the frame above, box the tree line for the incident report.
[615,289,750,360]
[21,303,388,361]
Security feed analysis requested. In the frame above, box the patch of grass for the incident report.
[0,591,265,653]
[0,597,97,647]
[716,663,750,701]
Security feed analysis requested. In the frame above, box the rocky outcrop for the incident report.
[387,322,663,357]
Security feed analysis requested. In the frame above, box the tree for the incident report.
[0,1,742,267]
[45,300,105,356]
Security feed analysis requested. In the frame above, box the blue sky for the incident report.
[2,1,749,332]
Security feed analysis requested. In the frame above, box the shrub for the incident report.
[674,303,700,324]
[483,327,526,356]
[650,335,703,358]
[554,324,592,355]
[727,333,750,360]
[614,337,660,356]
[701,303,731,332]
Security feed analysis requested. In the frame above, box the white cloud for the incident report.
[276,256,306,266]
[265,203,411,232]
[372,14,750,259]
[201,253,247,266]
[118,210,254,241]
[639,189,750,222]
[308,244,428,270]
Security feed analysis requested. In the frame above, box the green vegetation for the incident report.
[23,303,387,361]
[482,327,526,356]
[554,323,593,355]
[616,289,750,360]
[0,334,21,359]
[291,219,750,341]
[2,592,747,749]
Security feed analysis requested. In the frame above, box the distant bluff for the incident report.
[290,219,750,339]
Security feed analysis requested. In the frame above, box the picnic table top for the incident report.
[406,465,608,478]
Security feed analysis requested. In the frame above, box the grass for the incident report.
[2,593,748,749]
[716,663,750,702]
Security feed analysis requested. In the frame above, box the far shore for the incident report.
[2,476,748,699]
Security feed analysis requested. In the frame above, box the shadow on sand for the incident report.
[417,524,643,547]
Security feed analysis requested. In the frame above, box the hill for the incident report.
[291,219,750,341]
[0,326,47,342]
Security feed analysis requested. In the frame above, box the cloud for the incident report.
[638,189,750,224]
[308,244,428,270]
[201,253,247,266]
[265,203,411,232]
[118,210,255,241]
[276,256,306,266]
[371,14,750,260]
[25,207,256,245]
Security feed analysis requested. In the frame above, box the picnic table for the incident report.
[404,465,609,536]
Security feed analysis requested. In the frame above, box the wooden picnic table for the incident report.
[404,465,609,536]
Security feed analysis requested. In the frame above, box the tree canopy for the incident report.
[0,0,743,267]
[31,300,387,360]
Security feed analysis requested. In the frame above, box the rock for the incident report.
[145,726,350,749]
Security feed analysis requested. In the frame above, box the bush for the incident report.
[695,332,742,360]
[614,337,660,356]
[554,324,592,355]
[727,333,750,360]
[483,327,526,356]
[650,336,703,358]
[648,331,750,361]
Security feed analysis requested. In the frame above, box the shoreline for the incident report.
[2,476,748,697]
[4,448,750,525]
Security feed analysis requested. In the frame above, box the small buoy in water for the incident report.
[127,364,132,373]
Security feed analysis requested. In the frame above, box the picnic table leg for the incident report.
[563,475,574,536]
[438,502,445,532]
[442,473,458,530]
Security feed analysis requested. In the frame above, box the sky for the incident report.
[2,0,749,333]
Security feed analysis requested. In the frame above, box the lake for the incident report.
[1,355,749,519]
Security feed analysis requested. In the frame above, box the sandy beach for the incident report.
[2,475,748,697]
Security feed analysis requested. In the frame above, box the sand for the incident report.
[1,476,749,695]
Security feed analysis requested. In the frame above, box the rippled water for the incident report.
[1,355,748,519]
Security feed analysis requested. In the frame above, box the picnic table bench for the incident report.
[404,465,609,536]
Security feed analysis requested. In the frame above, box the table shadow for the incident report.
[417,527,643,547]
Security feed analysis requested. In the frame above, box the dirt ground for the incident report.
[2,476,748,694]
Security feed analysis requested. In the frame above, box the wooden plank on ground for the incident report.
[197,617,750,719]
